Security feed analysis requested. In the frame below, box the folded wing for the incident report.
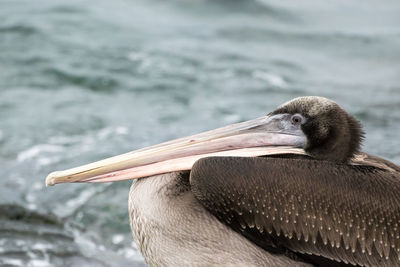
[190,156,400,266]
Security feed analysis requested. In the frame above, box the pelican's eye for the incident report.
[291,114,304,125]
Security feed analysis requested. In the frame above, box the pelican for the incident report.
[46,96,400,266]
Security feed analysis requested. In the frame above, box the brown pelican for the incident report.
[46,96,400,266]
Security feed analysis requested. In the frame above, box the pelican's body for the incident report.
[46,96,400,266]
[129,172,309,266]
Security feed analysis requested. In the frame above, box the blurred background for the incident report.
[0,0,399,266]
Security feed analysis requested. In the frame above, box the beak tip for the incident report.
[45,171,60,187]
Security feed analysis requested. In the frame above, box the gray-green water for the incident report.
[1,0,399,266]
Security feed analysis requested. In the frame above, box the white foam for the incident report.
[127,52,147,62]
[117,242,143,261]
[115,126,129,135]
[15,240,26,246]
[49,135,81,145]
[98,126,129,140]
[252,70,287,88]
[17,144,64,162]
[3,259,23,266]
[55,186,102,218]
[112,234,125,245]
[31,243,51,251]
[27,259,52,267]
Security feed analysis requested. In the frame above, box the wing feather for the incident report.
[190,156,400,266]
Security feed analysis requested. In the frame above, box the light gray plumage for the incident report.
[129,172,311,266]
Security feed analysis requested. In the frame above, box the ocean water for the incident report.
[0,0,399,266]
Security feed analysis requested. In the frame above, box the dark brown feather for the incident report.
[190,156,400,266]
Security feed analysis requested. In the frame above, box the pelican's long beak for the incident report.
[45,114,307,186]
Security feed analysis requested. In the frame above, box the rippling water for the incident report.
[1,0,399,266]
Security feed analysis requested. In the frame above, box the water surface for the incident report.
[0,0,399,266]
